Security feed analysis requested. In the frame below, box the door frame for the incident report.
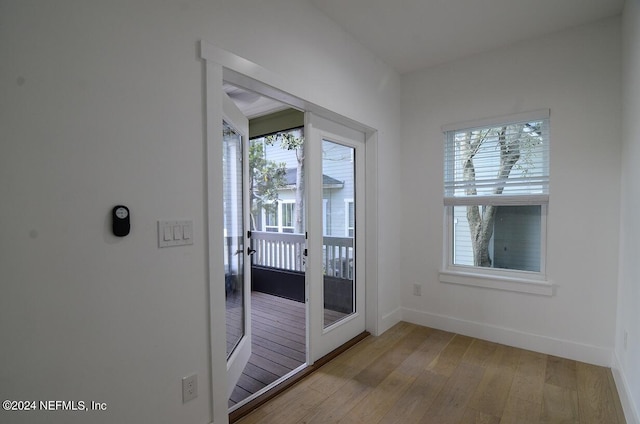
[306,112,367,364]
[201,41,379,424]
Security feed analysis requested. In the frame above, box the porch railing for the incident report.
[251,231,354,279]
[252,231,305,271]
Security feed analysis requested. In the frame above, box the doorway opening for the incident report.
[201,43,377,424]
[224,83,365,411]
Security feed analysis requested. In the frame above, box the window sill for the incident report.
[439,269,554,296]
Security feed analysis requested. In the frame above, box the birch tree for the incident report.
[459,123,541,267]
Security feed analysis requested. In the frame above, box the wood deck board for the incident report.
[228,292,307,407]
[228,291,354,407]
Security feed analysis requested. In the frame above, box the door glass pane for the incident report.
[322,139,355,328]
[223,121,245,358]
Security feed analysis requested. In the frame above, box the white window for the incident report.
[280,201,295,233]
[261,200,296,233]
[344,199,354,238]
[323,199,328,236]
[264,205,278,232]
[440,110,552,295]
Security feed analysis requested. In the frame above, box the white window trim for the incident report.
[440,110,553,296]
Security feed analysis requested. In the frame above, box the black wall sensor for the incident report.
[112,205,130,237]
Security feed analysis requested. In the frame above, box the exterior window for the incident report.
[281,201,295,233]
[345,200,355,238]
[262,201,295,233]
[441,110,550,292]
[264,206,278,232]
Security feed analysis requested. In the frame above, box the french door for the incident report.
[306,113,366,363]
[222,92,251,398]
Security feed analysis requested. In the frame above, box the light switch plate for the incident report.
[158,220,194,247]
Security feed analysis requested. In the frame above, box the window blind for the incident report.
[444,113,549,206]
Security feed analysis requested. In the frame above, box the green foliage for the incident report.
[266,132,304,152]
[249,139,286,216]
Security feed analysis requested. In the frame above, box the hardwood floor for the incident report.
[236,322,626,424]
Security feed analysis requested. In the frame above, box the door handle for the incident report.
[247,248,256,255]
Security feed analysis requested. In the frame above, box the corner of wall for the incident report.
[377,307,403,336]
[612,352,640,424]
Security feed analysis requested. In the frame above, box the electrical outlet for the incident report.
[182,374,198,403]
[413,283,422,296]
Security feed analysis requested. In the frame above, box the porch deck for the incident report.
[228,291,347,407]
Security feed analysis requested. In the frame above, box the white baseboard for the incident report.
[401,307,613,366]
[378,307,402,335]
[612,353,640,424]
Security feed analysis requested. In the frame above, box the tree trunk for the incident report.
[463,126,523,267]
[467,204,498,267]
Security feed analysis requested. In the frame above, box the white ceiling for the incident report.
[309,0,625,74]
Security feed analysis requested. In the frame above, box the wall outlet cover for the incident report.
[182,374,198,403]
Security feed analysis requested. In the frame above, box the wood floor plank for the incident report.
[341,369,416,423]
[419,362,485,424]
[377,369,448,424]
[335,322,416,373]
[303,378,371,423]
[499,396,541,424]
[540,383,579,423]
[459,408,501,424]
[257,386,325,424]
[545,355,577,390]
[395,328,454,376]
[463,338,499,367]
[509,349,547,405]
[352,325,431,388]
[576,362,622,424]
[426,333,474,377]
[307,361,361,396]
[467,345,520,417]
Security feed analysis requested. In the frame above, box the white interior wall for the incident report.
[400,18,622,366]
[615,1,640,422]
[0,1,401,423]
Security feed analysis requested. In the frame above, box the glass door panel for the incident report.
[322,140,356,328]
[223,121,245,358]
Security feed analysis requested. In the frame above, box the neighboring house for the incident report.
[253,130,355,238]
